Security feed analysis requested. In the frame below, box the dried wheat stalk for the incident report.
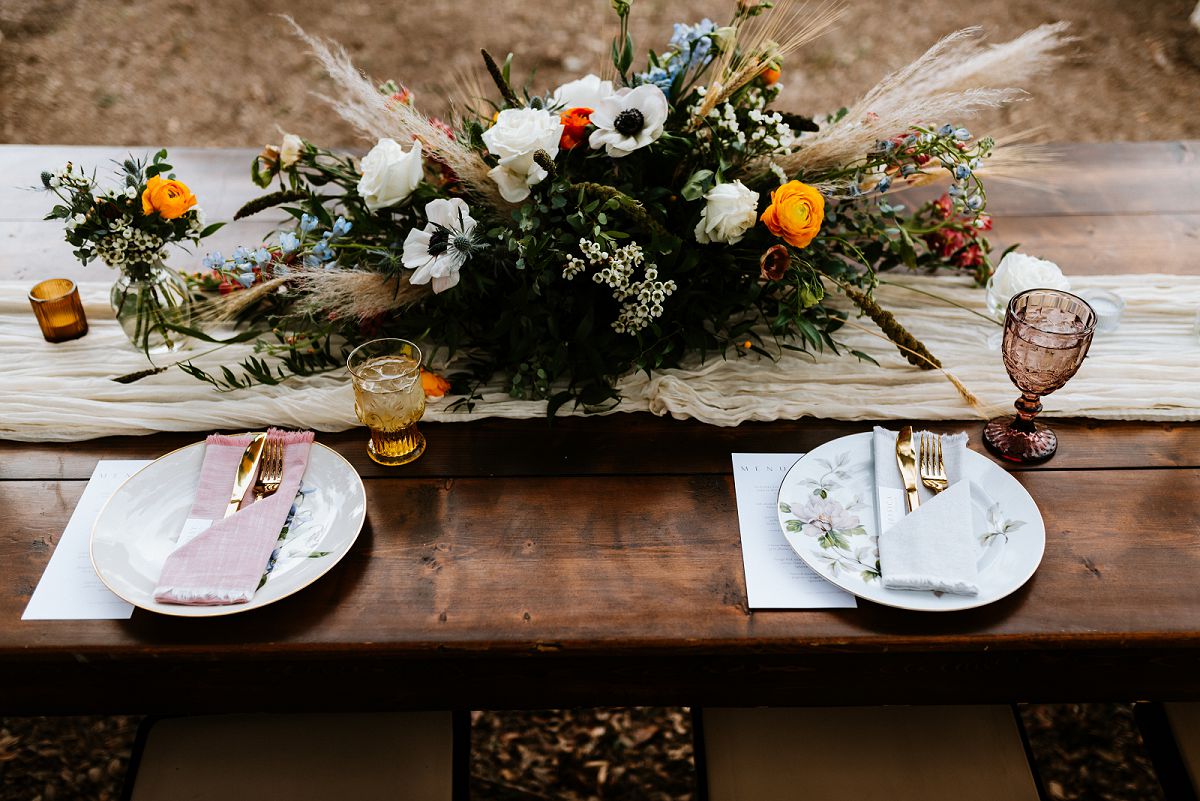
[751,23,1073,180]
[284,17,506,208]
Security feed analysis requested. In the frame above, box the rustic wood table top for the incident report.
[1,143,1198,715]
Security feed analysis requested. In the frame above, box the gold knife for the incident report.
[224,433,267,518]
[895,426,921,513]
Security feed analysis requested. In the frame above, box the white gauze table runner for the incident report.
[1,275,1198,442]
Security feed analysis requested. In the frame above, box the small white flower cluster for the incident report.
[746,107,795,152]
[188,206,206,233]
[45,163,94,192]
[563,238,678,334]
[93,213,167,268]
[684,89,794,155]
[768,162,790,186]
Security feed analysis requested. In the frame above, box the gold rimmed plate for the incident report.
[776,432,1045,612]
[90,439,366,617]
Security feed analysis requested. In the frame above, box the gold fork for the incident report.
[253,436,285,500]
[919,432,949,494]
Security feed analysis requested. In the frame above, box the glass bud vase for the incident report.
[109,261,193,353]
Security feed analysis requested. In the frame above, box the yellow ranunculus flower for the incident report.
[141,175,197,220]
[760,180,824,249]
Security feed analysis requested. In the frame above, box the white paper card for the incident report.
[732,453,857,609]
[22,460,149,620]
[176,517,213,548]
[877,486,906,537]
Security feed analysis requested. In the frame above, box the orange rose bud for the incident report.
[559,106,593,150]
[141,175,198,220]
[760,180,824,249]
[257,144,281,171]
[421,368,451,399]
[759,244,790,281]
[760,65,781,86]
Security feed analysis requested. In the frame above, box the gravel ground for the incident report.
[0,704,1170,799]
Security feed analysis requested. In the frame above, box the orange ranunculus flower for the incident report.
[421,368,451,398]
[760,180,824,249]
[141,175,197,220]
[559,106,593,150]
[760,65,781,86]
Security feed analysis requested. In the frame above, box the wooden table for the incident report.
[2,143,1199,715]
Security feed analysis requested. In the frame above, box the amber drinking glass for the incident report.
[983,289,1096,464]
[347,338,426,466]
[28,278,88,342]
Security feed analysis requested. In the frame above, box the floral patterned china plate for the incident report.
[776,432,1045,611]
[90,440,366,617]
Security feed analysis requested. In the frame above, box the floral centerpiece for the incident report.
[189,2,1068,413]
[41,150,221,351]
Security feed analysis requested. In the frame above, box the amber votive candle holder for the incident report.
[29,278,88,342]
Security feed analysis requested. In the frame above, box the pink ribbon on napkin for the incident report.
[154,428,315,605]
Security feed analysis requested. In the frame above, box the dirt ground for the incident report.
[2,0,1200,149]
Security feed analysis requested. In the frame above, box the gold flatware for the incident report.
[253,436,285,501]
[919,432,949,495]
[224,433,267,518]
[895,426,921,513]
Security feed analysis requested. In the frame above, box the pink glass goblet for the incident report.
[983,288,1097,464]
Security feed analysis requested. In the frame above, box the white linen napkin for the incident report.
[871,427,979,595]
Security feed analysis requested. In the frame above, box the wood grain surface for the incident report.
[2,143,1199,714]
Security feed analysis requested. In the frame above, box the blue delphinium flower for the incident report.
[253,247,271,265]
[638,65,678,94]
[279,232,300,253]
[670,19,717,71]
[954,163,971,180]
[330,216,352,238]
[201,251,224,270]
[235,272,255,288]
[877,175,892,193]
[299,213,318,233]
[954,127,971,141]
[635,18,717,97]
[231,246,250,263]
[311,239,335,265]
[938,124,954,136]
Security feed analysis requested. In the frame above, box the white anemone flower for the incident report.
[588,85,669,158]
[402,198,478,294]
[550,74,615,111]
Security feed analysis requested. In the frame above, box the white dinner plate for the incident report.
[91,439,366,617]
[776,432,1045,611]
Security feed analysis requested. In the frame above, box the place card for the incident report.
[732,453,857,609]
[21,460,147,620]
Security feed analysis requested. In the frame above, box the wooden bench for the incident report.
[694,706,1042,801]
[122,712,468,801]
[1136,703,1200,801]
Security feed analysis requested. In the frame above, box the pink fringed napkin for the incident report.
[154,428,315,605]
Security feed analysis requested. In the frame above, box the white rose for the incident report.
[279,133,304,168]
[694,180,759,245]
[482,108,563,203]
[357,138,424,212]
[551,74,615,111]
[987,252,1071,315]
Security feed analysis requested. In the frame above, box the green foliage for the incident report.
[179,9,1000,414]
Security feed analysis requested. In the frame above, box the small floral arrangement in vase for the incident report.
[41,150,222,351]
